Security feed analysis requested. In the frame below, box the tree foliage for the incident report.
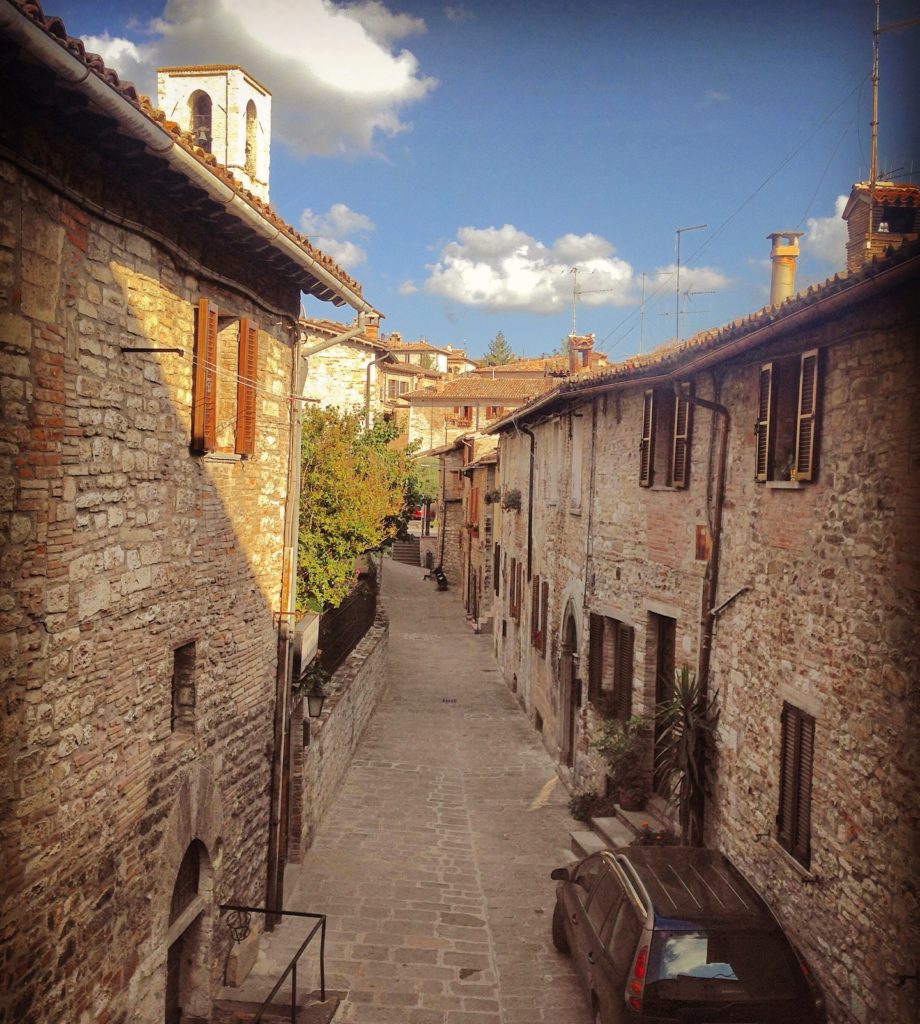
[481,330,515,366]
[297,407,421,611]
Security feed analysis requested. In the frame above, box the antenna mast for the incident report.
[674,224,706,343]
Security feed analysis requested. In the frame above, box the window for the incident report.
[192,298,259,456]
[171,641,197,735]
[468,486,479,528]
[777,703,815,868]
[244,100,258,177]
[639,383,693,488]
[530,575,549,655]
[189,90,212,151]
[493,543,501,594]
[485,405,505,419]
[509,558,524,622]
[588,614,634,719]
[755,350,821,483]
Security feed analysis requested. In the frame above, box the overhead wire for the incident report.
[598,71,871,356]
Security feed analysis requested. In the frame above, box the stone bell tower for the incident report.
[156,65,272,202]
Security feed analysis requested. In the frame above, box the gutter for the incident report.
[1,0,374,314]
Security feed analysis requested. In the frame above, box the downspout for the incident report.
[364,350,392,431]
[519,426,536,582]
[679,380,729,847]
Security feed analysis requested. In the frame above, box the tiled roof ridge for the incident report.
[560,233,920,392]
[11,0,361,297]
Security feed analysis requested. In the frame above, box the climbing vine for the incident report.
[296,407,422,611]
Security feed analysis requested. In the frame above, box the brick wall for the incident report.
[1,160,296,1023]
[289,610,390,859]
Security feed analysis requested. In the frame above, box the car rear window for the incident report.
[646,929,808,1004]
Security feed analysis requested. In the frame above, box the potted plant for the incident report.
[501,488,522,512]
[591,714,651,812]
[654,665,719,846]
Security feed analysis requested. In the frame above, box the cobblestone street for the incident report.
[253,557,592,1024]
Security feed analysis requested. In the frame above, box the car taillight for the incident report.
[627,945,648,1011]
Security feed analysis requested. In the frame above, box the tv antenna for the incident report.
[674,224,706,342]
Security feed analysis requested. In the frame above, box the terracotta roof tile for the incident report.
[473,352,608,374]
[10,0,362,300]
[404,376,556,401]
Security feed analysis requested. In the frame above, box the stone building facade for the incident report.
[490,236,920,1023]
[0,6,373,1023]
[458,448,499,631]
[300,316,390,419]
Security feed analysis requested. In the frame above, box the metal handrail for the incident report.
[219,903,327,1023]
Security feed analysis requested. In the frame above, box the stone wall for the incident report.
[303,338,383,420]
[0,159,296,1023]
[492,278,920,1023]
[289,609,390,861]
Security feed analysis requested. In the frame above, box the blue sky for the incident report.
[51,0,918,360]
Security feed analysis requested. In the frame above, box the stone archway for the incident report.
[559,606,579,767]
[165,839,213,1024]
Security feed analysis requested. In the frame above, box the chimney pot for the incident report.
[767,231,803,306]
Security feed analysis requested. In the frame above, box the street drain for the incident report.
[441,698,457,704]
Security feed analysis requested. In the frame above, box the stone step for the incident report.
[557,847,579,866]
[590,816,635,848]
[213,994,340,1023]
[570,829,609,858]
[390,540,421,566]
[614,802,671,838]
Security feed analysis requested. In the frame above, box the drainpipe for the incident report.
[679,381,729,846]
[519,426,536,581]
[364,350,392,430]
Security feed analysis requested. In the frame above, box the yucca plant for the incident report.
[654,665,719,846]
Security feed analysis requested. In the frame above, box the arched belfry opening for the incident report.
[189,90,212,152]
[165,839,213,1024]
[244,99,258,178]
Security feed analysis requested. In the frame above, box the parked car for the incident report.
[550,846,825,1023]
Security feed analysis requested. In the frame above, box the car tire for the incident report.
[551,901,570,954]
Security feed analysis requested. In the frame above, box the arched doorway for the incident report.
[559,610,578,766]
[165,840,212,1024]
[189,90,213,152]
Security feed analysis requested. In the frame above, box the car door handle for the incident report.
[586,951,596,965]
[570,912,579,925]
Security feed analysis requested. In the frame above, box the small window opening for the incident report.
[244,100,257,178]
[171,641,197,734]
[189,91,212,152]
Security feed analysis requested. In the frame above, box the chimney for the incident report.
[364,312,380,341]
[842,181,920,272]
[568,333,595,371]
[568,335,578,374]
[767,232,803,306]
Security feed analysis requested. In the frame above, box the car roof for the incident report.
[611,848,777,927]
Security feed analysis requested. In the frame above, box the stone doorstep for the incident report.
[213,992,342,1024]
[570,830,607,859]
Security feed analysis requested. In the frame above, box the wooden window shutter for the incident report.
[493,544,501,594]
[531,575,540,645]
[614,624,634,720]
[639,389,655,487]
[670,383,693,488]
[794,349,820,482]
[192,298,218,452]
[236,318,259,456]
[588,613,604,702]
[509,558,516,611]
[540,580,549,655]
[777,703,815,868]
[755,363,774,481]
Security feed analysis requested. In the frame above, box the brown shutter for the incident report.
[794,349,820,482]
[509,558,516,612]
[777,703,815,868]
[192,298,218,452]
[531,575,540,645]
[589,613,604,701]
[236,318,259,456]
[670,383,692,488]
[755,363,774,481]
[493,544,501,594]
[614,624,634,720]
[639,389,655,486]
[540,580,549,656]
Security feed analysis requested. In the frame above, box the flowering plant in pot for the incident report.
[591,714,651,812]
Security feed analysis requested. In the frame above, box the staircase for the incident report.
[566,796,675,861]
[213,994,340,1023]
[390,538,421,566]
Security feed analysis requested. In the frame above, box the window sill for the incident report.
[768,837,818,882]
[650,484,682,492]
[765,480,804,490]
[203,452,243,464]
[568,507,582,517]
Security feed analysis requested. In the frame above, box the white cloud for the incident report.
[803,195,848,264]
[653,263,731,293]
[398,280,418,295]
[342,0,426,44]
[84,0,437,158]
[299,203,374,267]
[701,89,730,105]
[423,225,634,314]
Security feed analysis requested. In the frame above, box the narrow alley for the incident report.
[247,558,591,1024]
